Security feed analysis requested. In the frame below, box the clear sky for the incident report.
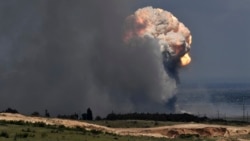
[0,0,249,116]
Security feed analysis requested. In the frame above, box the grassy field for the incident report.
[0,119,250,141]
[0,120,219,141]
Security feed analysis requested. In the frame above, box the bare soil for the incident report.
[0,113,249,139]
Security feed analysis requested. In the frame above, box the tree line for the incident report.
[1,107,93,120]
[105,112,208,122]
[1,107,210,122]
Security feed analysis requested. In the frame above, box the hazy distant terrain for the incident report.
[176,83,250,118]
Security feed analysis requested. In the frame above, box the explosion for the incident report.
[0,2,193,115]
[124,7,192,68]
[122,7,192,109]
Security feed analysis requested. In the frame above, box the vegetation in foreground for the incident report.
[0,119,249,141]
[0,120,219,141]
[0,108,249,141]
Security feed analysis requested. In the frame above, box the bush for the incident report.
[58,125,66,129]
[31,111,40,117]
[10,120,26,125]
[33,122,46,127]
[0,131,9,138]
[95,116,102,120]
[90,129,102,135]
[51,130,60,133]
[4,108,18,113]
[41,132,48,138]
[179,134,199,138]
[15,133,29,138]
[0,120,7,126]
[21,128,35,133]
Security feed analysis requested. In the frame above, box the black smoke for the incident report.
[0,1,178,116]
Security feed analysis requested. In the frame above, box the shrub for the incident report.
[0,131,9,138]
[22,128,36,133]
[4,108,18,113]
[31,111,40,117]
[58,125,66,129]
[41,132,48,138]
[51,130,59,133]
[33,122,46,127]
[95,116,102,120]
[10,120,26,125]
[179,134,199,138]
[15,133,29,138]
[90,129,102,135]
[0,120,7,126]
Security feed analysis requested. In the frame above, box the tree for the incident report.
[31,111,40,117]
[4,108,18,114]
[86,108,93,120]
[45,109,50,117]
[95,116,102,120]
[81,113,87,120]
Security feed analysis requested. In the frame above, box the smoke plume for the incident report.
[124,7,192,83]
[123,7,192,106]
[0,1,191,116]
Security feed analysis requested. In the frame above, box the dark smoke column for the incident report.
[123,7,192,111]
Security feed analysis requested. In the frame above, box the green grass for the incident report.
[1,119,249,141]
[0,120,217,141]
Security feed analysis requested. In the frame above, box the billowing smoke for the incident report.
[123,7,192,105]
[0,1,191,116]
[124,7,192,83]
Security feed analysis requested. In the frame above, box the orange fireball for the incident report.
[180,53,191,66]
[124,7,192,67]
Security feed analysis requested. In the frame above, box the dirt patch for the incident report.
[0,113,249,139]
[152,127,227,138]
